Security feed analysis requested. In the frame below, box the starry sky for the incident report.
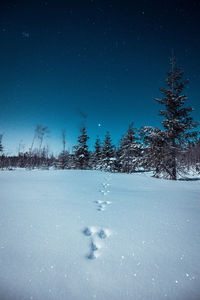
[0,0,200,154]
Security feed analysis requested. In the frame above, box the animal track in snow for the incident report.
[105,200,112,205]
[91,240,101,251]
[82,176,113,259]
[102,182,110,188]
[96,179,112,211]
[97,204,106,211]
[98,228,111,239]
[96,200,112,211]
[87,251,99,260]
[83,226,97,236]
[83,226,111,259]
[95,200,112,205]
[95,200,104,204]
[99,189,110,196]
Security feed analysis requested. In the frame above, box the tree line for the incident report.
[0,58,199,180]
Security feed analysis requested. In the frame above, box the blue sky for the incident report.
[0,0,200,154]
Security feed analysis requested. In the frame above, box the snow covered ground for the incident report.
[0,170,200,300]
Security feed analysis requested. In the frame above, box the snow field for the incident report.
[0,170,200,299]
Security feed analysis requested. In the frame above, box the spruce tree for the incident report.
[117,123,142,173]
[155,57,197,180]
[92,136,102,170]
[74,126,90,169]
[57,151,70,169]
[140,126,170,177]
[115,138,124,172]
[101,132,115,171]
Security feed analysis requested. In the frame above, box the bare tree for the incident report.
[30,125,49,155]
[30,125,39,154]
[37,125,49,154]
[62,130,66,152]
[0,134,3,153]
[18,140,25,155]
[77,108,87,127]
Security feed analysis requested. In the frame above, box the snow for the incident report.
[0,169,200,299]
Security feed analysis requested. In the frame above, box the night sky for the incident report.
[0,0,200,154]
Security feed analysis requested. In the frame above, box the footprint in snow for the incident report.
[95,200,104,204]
[83,227,111,259]
[97,201,111,211]
[87,250,100,260]
[97,204,106,211]
[100,190,110,196]
[105,200,112,205]
[98,228,111,239]
[102,182,110,188]
[83,226,97,236]
[91,240,101,251]
[87,239,102,259]
[96,199,112,211]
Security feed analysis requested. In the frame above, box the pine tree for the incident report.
[101,132,115,171]
[92,136,102,170]
[155,57,197,180]
[117,123,142,173]
[74,126,90,169]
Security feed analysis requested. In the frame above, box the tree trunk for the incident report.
[171,139,177,180]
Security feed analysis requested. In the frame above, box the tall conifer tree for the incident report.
[117,123,141,173]
[74,126,90,169]
[155,57,197,179]
[102,132,115,171]
[92,136,102,170]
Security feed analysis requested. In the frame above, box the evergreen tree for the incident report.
[57,151,70,169]
[155,57,197,180]
[115,138,124,172]
[74,126,90,169]
[92,136,102,170]
[140,126,170,177]
[101,132,115,171]
[117,123,142,173]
